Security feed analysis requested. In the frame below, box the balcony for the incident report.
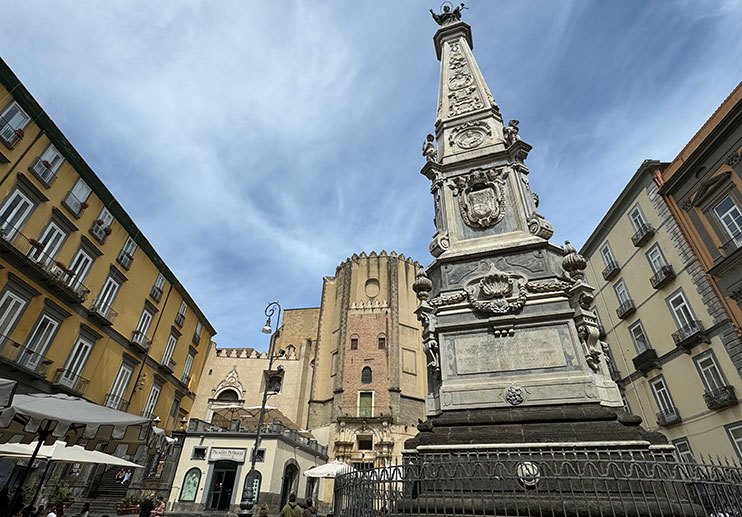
[631,224,655,247]
[62,191,89,218]
[656,407,682,427]
[150,285,163,302]
[616,299,636,319]
[180,374,191,388]
[192,332,201,345]
[703,386,738,411]
[0,225,90,304]
[602,261,621,281]
[129,330,152,352]
[175,313,185,327]
[632,348,660,375]
[0,122,24,149]
[51,368,90,396]
[117,250,134,270]
[105,393,130,412]
[336,405,392,422]
[88,298,118,326]
[28,157,57,187]
[159,358,176,374]
[0,341,53,380]
[720,234,742,257]
[672,320,709,352]
[650,265,675,289]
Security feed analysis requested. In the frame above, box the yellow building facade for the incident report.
[0,57,216,432]
[581,160,742,460]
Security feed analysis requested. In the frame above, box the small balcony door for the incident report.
[60,336,93,388]
[107,363,133,409]
[96,276,120,317]
[28,221,66,266]
[66,249,93,290]
[0,290,27,344]
[669,292,694,329]
[22,315,58,370]
[650,377,675,414]
[0,190,34,239]
[714,196,742,246]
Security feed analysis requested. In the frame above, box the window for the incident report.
[28,221,67,266]
[94,275,120,317]
[181,352,194,383]
[694,352,727,392]
[614,279,631,305]
[357,437,373,450]
[350,336,358,350]
[668,291,695,329]
[650,376,676,414]
[63,178,92,217]
[0,101,30,147]
[117,237,137,269]
[180,468,201,502]
[106,362,134,409]
[151,273,166,302]
[169,396,181,421]
[727,422,742,459]
[672,438,695,463]
[267,373,282,393]
[22,314,59,370]
[176,301,187,326]
[0,290,28,344]
[90,207,114,242]
[193,321,203,344]
[646,245,668,273]
[191,447,207,460]
[621,393,631,413]
[66,248,94,291]
[629,206,646,231]
[250,448,266,462]
[142,383,162,419]
[0,189,35,238]
[358,392,373,417]
[628,321,651,353]
[714,195,742,246]
[378,335,386,349]
[59,335,93,388]
[600,244,616,266]
[162,333,178,366]
[133,308,154,345]
[30,144,64,185]
[361,366,372,384]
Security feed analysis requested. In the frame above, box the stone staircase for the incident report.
[70,467,133,517]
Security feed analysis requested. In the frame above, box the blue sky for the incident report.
[1,1,740,349]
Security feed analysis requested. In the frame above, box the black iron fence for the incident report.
[334,450,742,516]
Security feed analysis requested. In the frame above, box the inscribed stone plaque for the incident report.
[402,348,417,375]
[454,326,567,375]
[209,448,246,462]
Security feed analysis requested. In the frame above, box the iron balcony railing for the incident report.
[117,249,134,270]
[632,348,660,375]
[334,450,742,517]
[656,406,682,427]
[160,357,177,373]
[192,331,200,345]
[720,233,742,256]
[0,222,91,303]
[0,114,24,149]
[650,264,675,289]
[601,260,620,281]
[130,329,152,351]
[150,285,163,302]
[175,312,185,327]
[29,157,58,186]
[89,298,118,326]
[0,340,53,379]
[52,368,90,395]
[62,190,89,217]
[672,319,708,351]
[616,299,636,319]
[703,385,738,411]
[105,393,130,411]
[631,223,655,247]
[180,374,191,387]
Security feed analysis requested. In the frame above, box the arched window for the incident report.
[245,470,262,504]
[180,468,201,501]
[216,389,239,401]
[361,366,372,384]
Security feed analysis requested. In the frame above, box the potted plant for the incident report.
[13,128,24,139]
[55,487,74,507]
[104,226,112,235]
[80,201,89,209]
[41,160,52,168]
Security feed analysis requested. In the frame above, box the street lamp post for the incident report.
[238,301,285,517]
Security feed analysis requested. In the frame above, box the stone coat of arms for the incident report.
[449,168,506,228]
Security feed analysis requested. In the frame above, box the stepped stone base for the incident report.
[405,403,667,451]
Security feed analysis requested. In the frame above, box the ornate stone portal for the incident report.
[405,16,667,454]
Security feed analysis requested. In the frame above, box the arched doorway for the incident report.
[207,460,238,510]
[279,462,299,508]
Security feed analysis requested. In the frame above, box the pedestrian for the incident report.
[280,494,302,517]
[150,497,165,517]
[139,493,154,517]
[0,487,9,510]
[45,503,57,517]
[122,469,132,485]
[302,498,317,517]
[114,469,125,483]
[77,503,89,517]
[257,504,269,517]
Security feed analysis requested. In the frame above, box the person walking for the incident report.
[138,493,154,517]
[150,497,165,517]
[302,498,317,517]
[280,494,302,517]
[77,504,89,517]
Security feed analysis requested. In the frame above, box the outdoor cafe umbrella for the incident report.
[0,393,152,516]
[0,378,16,409]
[212,405,303,432]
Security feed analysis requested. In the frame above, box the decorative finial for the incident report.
[412,271,433,301]
[430,2,467,26]
[422,134,438,163]
[562,240,587,281]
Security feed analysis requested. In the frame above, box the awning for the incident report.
[0,378,16,409]
[0,441,142,468]
[304,459,355,478]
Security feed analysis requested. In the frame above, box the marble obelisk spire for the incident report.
[407,8,665,451]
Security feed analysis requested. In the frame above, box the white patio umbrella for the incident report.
[304,459,356,478]
[0,378,16,409]
[0,441,143,467]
